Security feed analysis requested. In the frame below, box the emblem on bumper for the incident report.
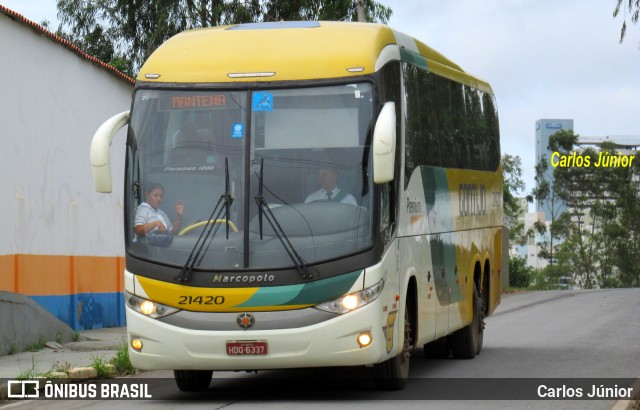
[236,313,255,329]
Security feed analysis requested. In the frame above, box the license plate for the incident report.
[226,340,268,355]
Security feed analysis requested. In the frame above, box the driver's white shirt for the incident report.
[134,202,173,233]
[304,187,357,205]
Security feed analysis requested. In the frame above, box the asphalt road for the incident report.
[4,288,640,409]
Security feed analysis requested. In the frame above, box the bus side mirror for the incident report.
[373,102,396,184]
[90,111,130,193]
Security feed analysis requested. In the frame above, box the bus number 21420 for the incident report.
[178,295,225,305]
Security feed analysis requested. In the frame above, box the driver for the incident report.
[304,167,357,205]
[134,183,185,237]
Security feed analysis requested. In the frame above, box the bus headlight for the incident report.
[315,278,385,314]
[125,291,179,319]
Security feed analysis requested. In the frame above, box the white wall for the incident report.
[0,12,132,258]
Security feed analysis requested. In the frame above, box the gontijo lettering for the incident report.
[459,183,486,217]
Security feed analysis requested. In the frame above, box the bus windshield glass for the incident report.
[127,83,374,270]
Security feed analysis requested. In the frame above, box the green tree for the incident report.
[56,24,135,76]
[549,136,601,288]
[502,154,528,243]
[614,0,640,43]
[537,133,640,289]
[56,0,392,75]
[552,212,600,289]
[508,256,534,289]
[604,146,640,287]
[530,264,564,290]
[532,154,565,266]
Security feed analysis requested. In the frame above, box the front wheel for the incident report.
[372,306,412,390]
[174,370,212,392]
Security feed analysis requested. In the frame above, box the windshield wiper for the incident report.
[175,158,233,282]
[254,158,312,280]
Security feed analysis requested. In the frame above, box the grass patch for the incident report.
[53,361,72,374]
[16,355,39,381]
[91,355,113,378]
[14,360,74,380]
[24,336,47,352]
[16,367,38,381]
[92,342,136,377]
[109,342,135,375]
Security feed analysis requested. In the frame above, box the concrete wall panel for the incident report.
[1,9,133,330]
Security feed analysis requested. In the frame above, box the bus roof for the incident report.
[137,21,491,92]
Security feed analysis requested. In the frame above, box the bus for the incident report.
[90,21,503,391]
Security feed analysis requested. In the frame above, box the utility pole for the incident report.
[356,0,365,22]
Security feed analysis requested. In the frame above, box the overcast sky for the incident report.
[385,0,640,197]
[3,0,640,197]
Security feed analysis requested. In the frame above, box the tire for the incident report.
[423,336,449,359]
[479,269,489,354]
[174,370,213,392]
[476,290,485,355]
[373,306,412,390]
[449,285,483,359]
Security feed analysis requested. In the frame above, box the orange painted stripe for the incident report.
[74,256,122,293]
[0,255,17,292]
[70,255,75,293]
[15,254,19,291]
[0,254,124,296]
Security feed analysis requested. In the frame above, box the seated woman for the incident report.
[134,182,185,237]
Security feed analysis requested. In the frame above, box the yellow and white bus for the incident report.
[91,21,503,391]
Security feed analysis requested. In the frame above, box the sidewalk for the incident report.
[0,327,127,380]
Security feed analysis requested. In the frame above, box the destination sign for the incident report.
[160,93,229,111]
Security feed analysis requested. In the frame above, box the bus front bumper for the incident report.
[125,300,396,371]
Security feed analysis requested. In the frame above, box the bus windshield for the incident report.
[127,83,374,271]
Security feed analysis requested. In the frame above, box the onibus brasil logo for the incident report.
[7,380,153,399]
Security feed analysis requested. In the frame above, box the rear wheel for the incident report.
[476,290,486,355]
[479,267,489,354]
[450,285,483,359]
[174,370,213,392]
[373,306,412,390]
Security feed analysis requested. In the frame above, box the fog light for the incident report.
[357,332,372,348]
[131,338,143,351]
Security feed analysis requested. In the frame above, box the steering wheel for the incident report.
[178,219,239,236]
